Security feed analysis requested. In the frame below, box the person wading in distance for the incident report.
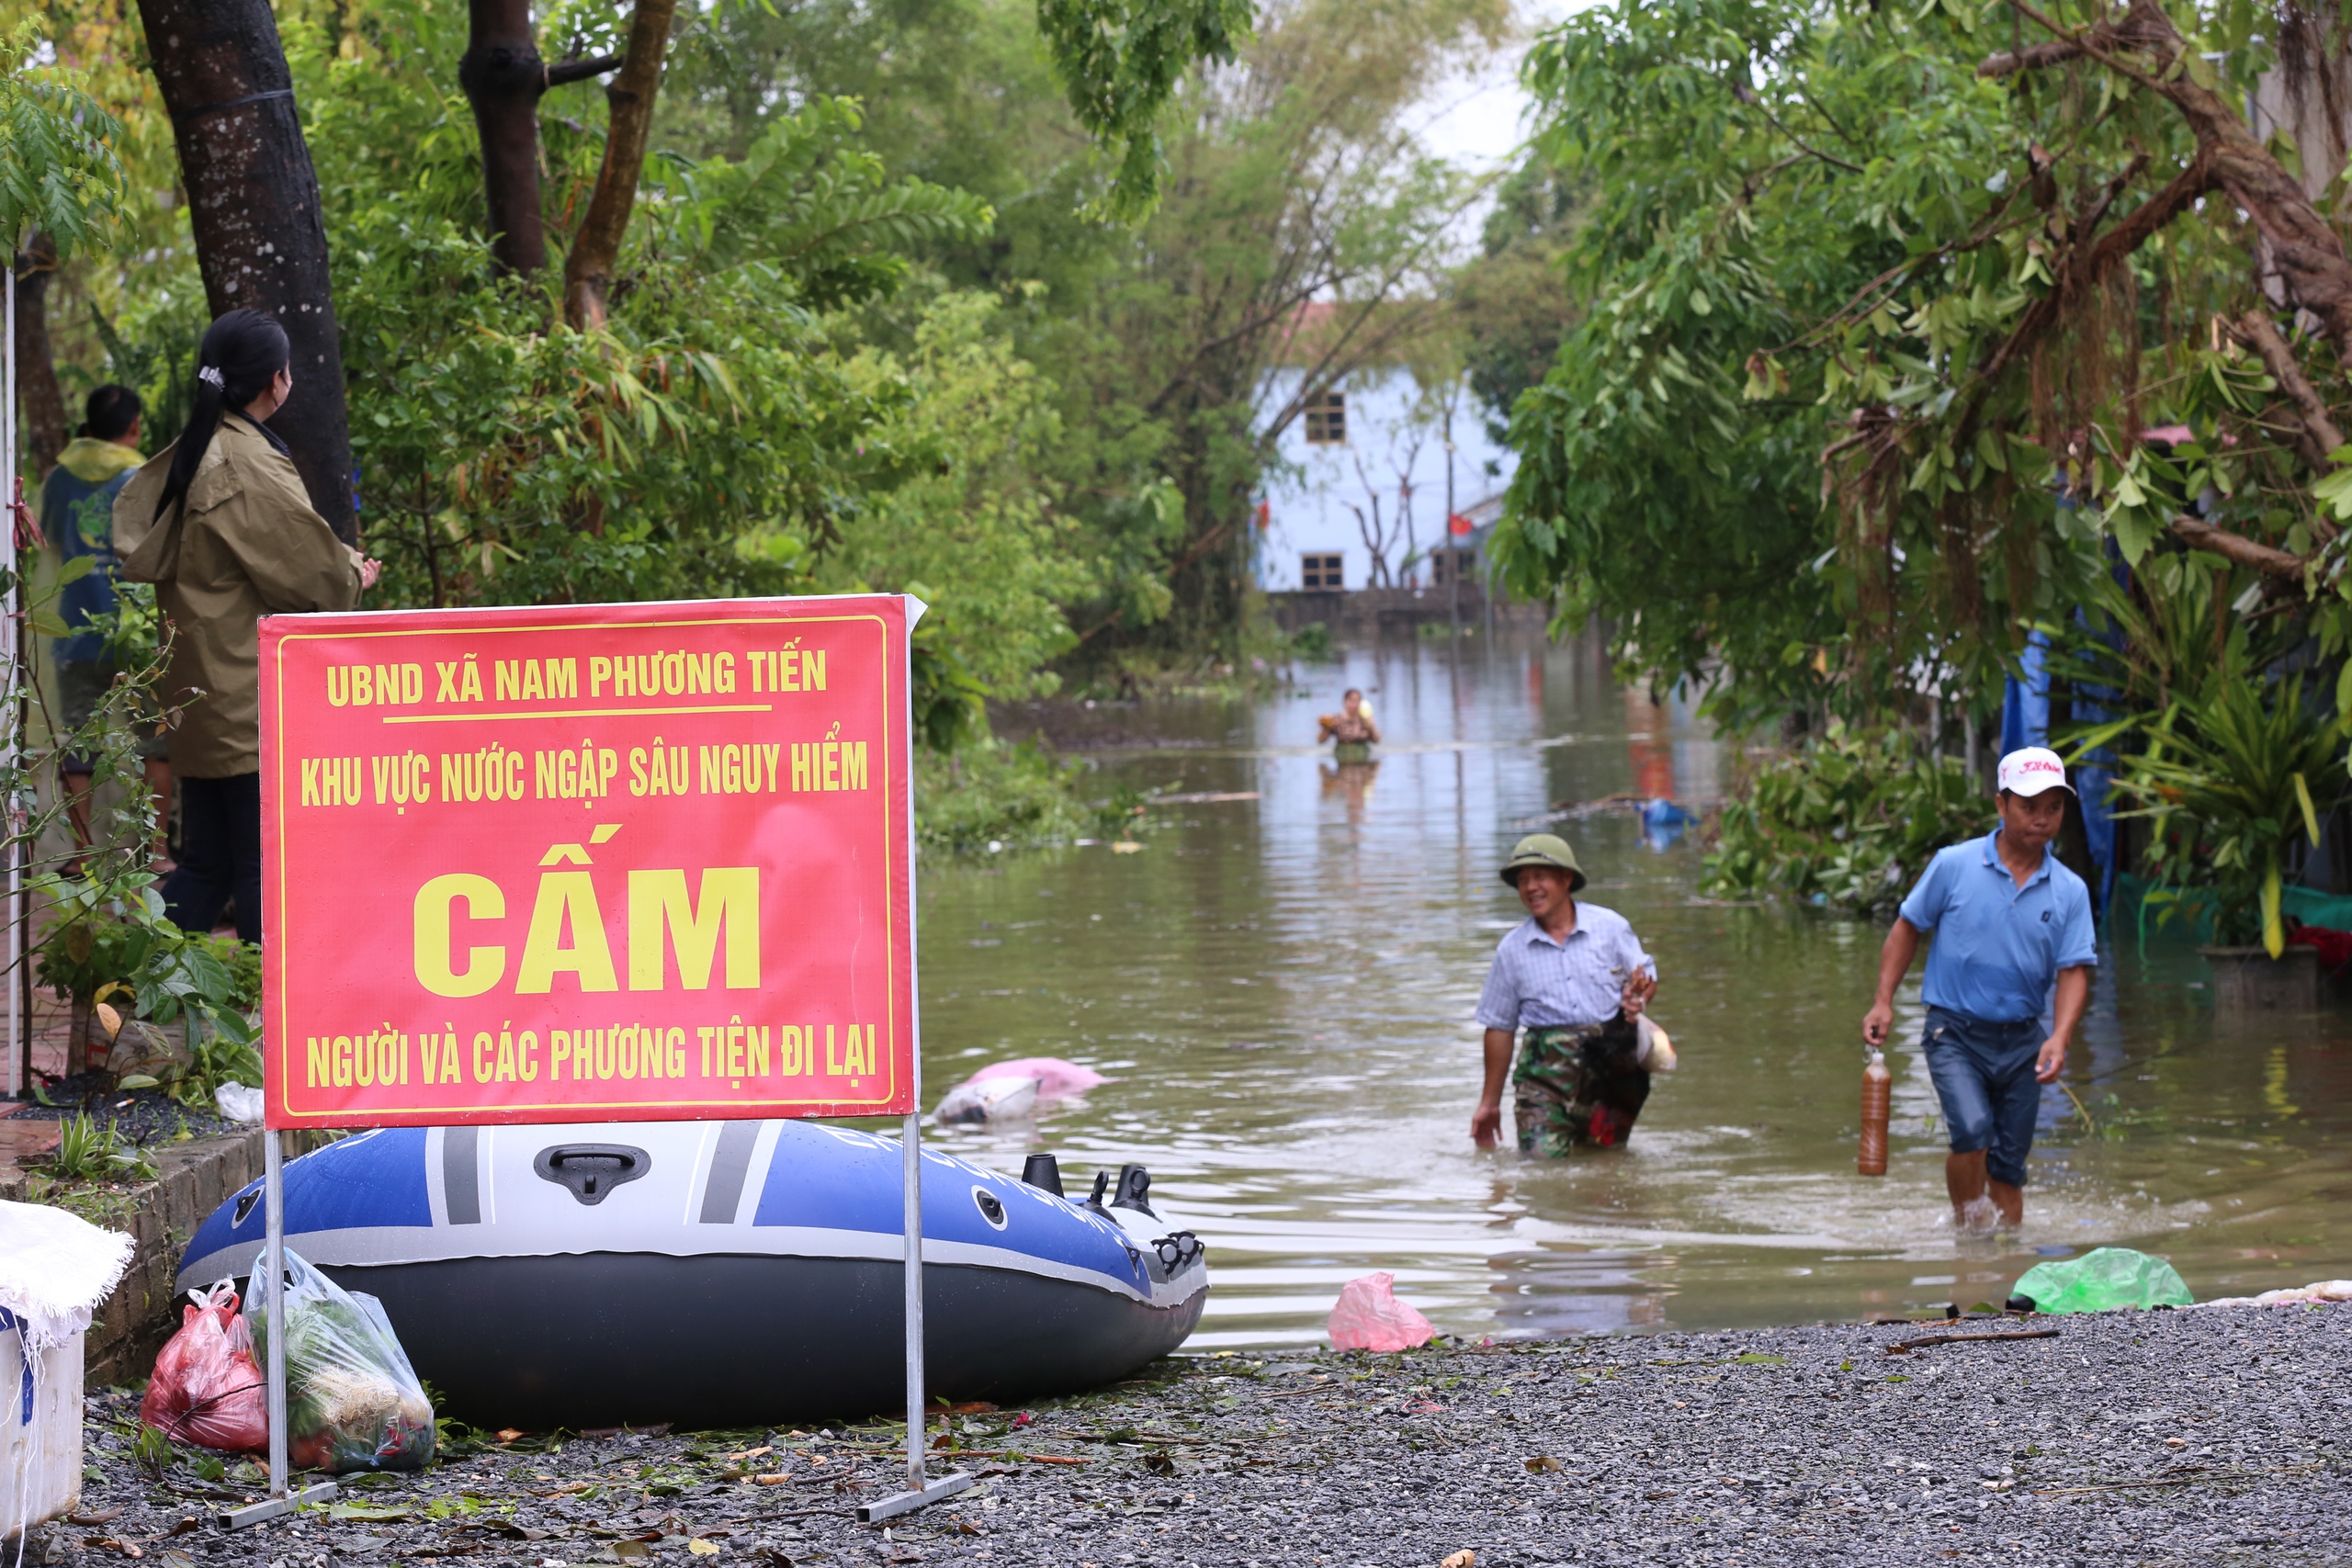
[113,308,383,942]
[1317,687,1380,763]
[1861,746,2096,1235]
[1472,833,1661,1155]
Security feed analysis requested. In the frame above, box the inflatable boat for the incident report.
[176,1122,1206,1429]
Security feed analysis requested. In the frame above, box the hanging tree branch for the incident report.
[1984,0,2352,366]
[2231,310,2346,478]
[2168,513,2312,579]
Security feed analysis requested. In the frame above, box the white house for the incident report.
[1253,360,1519,593]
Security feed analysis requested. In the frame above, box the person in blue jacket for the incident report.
[1860,747,2096,1234]
[40,385,171,863]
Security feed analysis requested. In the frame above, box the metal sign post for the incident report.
[221,1136,337,1528]
[3,252,21,1104]
[848,1109,973,1524]
[225,592,952,1530]
[855,606,968,1527]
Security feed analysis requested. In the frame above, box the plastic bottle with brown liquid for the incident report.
[1857,1048,1892,1176]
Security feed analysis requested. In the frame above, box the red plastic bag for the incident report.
[1328,1270,1435,1353]
[141,1282,267,1451]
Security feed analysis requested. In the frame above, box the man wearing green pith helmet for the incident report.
[1472,834,1661,1154]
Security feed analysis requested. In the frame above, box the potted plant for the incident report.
[2082,669,2351,1010]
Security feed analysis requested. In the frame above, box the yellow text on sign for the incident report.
[413,864,760,998]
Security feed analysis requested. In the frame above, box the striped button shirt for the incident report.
[1475,903,1657,1031]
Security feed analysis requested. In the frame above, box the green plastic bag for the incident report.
[2011,1247,2193,1314]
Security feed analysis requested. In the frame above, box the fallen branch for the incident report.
[1884,1328,2060,1355]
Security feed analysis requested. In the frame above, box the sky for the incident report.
[1404,2,1578,243]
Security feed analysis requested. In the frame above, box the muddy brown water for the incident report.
[918,630,2352,1348]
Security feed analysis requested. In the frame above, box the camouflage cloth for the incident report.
[1511,1014,1651,1155]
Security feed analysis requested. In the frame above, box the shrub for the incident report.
[1702,723,1986,914]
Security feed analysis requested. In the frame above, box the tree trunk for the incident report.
[458,0,622,278]
[134,0,358,544]
[459,0,550,276]
[12,234,68,477]
[561,0,679,331]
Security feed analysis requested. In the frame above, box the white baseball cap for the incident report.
[1996,746,2075,797]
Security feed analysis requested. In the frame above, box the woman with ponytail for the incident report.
[112,308,382,942]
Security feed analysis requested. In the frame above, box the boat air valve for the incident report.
[1022,1153,1066,1196]
[1110,1164,1157,1219]
[534,1144,650,1205]
[1152,1231,1203,1270]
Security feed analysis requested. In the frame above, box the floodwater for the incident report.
[916,628,2352,1348]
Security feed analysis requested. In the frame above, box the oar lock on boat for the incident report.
[1022,1153,1198,1271]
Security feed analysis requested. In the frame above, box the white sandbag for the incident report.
[933,1075,1041,1124]
[0,1201,133,1539]
[0,1201,133,1354]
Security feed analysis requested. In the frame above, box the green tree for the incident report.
[1458,155,1581,437]
[822,290,1102,699]
[1497,0,2352,730]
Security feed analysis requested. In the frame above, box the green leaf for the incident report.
[2312,466,2352,521]
[2295,772,2322,845]
[2263,863,2284,959]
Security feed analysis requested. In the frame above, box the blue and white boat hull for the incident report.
[178,1121,1206,1429]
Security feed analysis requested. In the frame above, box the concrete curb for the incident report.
[2,1125,329,1386]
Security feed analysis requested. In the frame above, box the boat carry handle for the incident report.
[533,1144,651,1205]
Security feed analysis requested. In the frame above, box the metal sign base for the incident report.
[855,1471,974,1525]
[220,1480,338,1530]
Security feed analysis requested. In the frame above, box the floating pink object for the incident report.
[1328,1271,1434,1353]
[962,1057,1107,1100]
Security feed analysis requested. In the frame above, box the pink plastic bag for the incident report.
[1328,1271,1434,1352]
[962,1057,1106,1100]
[141,1283,267,1451]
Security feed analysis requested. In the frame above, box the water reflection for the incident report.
[917,631,2352,1346]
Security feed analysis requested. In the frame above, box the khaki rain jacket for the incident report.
[112,415,364,777]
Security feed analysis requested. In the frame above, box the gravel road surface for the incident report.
[37,1303,2350,1568]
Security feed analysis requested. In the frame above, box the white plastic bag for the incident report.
[249,1250,435,1472]
[214,1083,264,1123]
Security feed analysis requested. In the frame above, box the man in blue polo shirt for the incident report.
[1861,747,2096,1234]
